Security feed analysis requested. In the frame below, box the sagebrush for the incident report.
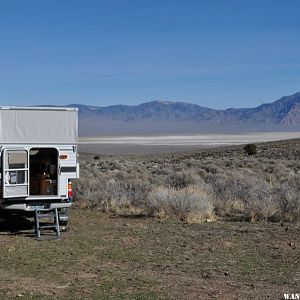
[75,139,300,222]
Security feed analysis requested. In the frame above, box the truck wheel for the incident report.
[60,220,69,232]
[58,208,69,232]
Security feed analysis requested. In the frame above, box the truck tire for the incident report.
[58,208,69,232]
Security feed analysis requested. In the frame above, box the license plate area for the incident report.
[27,205,45,210]
[26,203,50,210]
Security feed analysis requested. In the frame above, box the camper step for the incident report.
[39,225,57,229]
[34,208,61,240]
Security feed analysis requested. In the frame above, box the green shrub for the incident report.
[243,144,257,155]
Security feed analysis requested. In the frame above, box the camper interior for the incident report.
[29,148,58,196]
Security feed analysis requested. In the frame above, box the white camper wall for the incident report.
[59,147,78,197]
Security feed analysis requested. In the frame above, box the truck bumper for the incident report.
[1,202,72,211]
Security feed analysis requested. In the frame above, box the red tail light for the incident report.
[68,180,73,202]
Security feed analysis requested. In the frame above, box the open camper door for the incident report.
[2,149,29,198]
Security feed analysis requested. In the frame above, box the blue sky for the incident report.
[0,0,300,108]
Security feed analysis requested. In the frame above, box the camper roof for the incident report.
[0,106,78,111]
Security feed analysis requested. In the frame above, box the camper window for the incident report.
[4,150,28,185]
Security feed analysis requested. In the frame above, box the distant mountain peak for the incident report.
[138,100,181,106]
[158,100,175,105]
[71,91,300,135]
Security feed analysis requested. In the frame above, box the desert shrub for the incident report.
[168,170,201,188]
[201,161,223,174]
[146,186,215,223]
[123,178,152,207]
[75,173,151,213]
[76,140,300,222]
[94,155,100,160]
[243,144,257,155]
[209,173,279,221]
[274,177,300,221]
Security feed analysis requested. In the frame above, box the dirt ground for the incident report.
[0,209,299,299]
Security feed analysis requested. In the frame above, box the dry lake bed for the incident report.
[79,132,300,155]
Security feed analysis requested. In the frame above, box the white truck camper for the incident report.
[0,106,79,237]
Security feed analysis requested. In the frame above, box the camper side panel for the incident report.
[59,147,78,197]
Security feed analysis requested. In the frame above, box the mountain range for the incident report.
[69,91,300,136]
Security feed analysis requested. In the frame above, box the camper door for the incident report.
[2,149,29,198]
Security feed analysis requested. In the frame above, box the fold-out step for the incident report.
[39,225,56,229]
[34,208,60,240]
[37,213,56,218]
